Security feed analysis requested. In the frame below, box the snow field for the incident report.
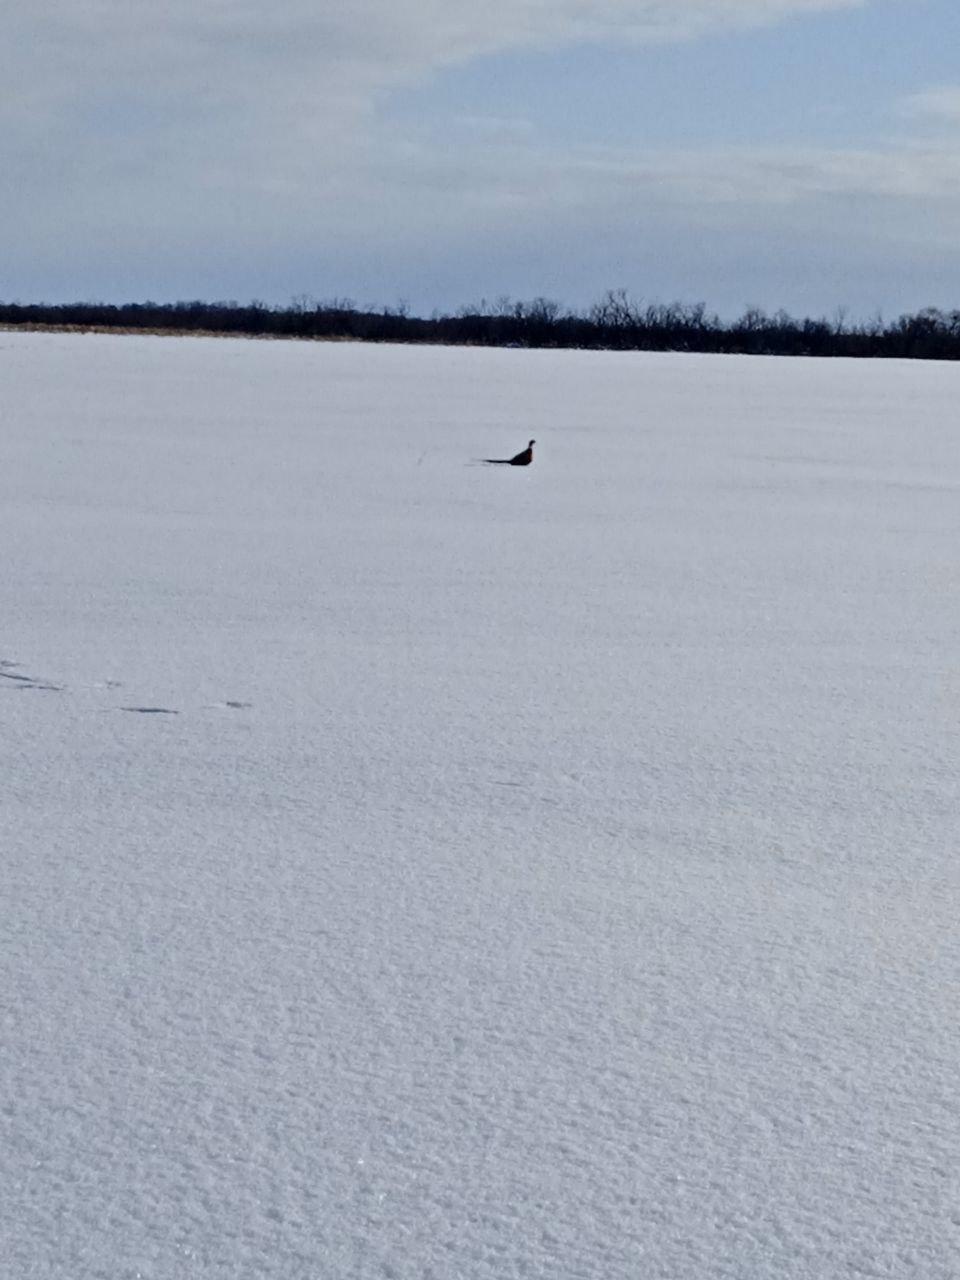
[1,331,959,1278]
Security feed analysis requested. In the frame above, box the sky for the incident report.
[4,0,960,318]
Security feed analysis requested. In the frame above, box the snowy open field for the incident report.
[2,330,959,1279]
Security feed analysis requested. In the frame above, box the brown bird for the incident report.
[483,439,535,466]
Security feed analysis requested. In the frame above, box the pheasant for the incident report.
[483,439,535,466]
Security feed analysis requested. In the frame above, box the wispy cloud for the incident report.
[900,85,960,122]
[4,2,869,144]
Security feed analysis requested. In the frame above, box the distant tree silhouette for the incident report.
[2,292,960,359]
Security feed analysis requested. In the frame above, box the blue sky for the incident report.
[401,3,960,149]
[4,0,960,317]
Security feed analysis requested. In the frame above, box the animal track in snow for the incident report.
[0,659,62,692]
[3,657,250,716]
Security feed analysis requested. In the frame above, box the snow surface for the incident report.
[2,330,959,1279]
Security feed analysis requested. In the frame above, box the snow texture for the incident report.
[2,331,959,1279]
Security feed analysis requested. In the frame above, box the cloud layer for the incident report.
[6,0,960,315]
[7,1,868,150]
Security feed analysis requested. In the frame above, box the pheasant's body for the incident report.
[483,439,535,466]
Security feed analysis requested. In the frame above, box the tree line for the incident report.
[3,291,960,359]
